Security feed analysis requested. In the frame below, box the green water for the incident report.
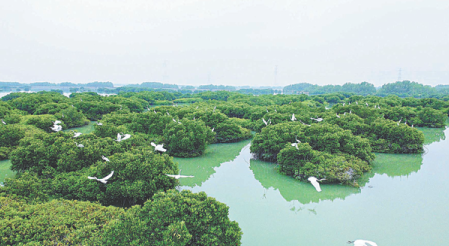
[176,127,449,245]
[1,122,448,245]
[63,121,96,134]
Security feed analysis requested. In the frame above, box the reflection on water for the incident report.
[418,126,446,145]
[63,121,96,134]
[173,139,251,187]
[177,127,449,245]
[249,159,360,204]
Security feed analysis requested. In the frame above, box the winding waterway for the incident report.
[0,122,448,245]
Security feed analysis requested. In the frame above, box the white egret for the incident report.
[308,177,326,192]
[53,120,62,125]
[80,98,83,102]
[73,132,82,138]
[350,110,352,114]
[101,155,110,162]
[366,102,368,107]
[62,113,64,118]
[1,119,6,125]
[154,110,157,114]
[342,103,345,106]
[165,170,194,179]
[266,108,269,113]
[262,118,271,126]
[355,101,358,105]
[151,142,167,152]
[311,117,323,122]
[166,111,170,116]
[117,133,131,142]
[274,108,277,112]
[347,239,377,246]
[50,125,62,132]
[291,138,301,149]
[74,142,84,148]
[291,114,296,121]
[119,105,122,110]
[97,122,103,126]
[173,118,177,123]
[213,106,216,112]
[88,171,114,184]
[336,113,340,118]
[211,128,214,132]
[196,106,199,109]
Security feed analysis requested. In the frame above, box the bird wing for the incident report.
[262,118,267,125]
[116,133,121,141]
[101,171,114,181]
[165,174,178,178]
[308,177,321,192]
[151,142,156,147]
[121,134,131,140]
[54,120,62,125]
[178,175,194,178]
[88,176,97,180]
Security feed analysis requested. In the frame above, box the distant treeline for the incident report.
[284,80,449,99]
[3,80,449,99]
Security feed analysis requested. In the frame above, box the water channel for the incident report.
[0,121,448,245]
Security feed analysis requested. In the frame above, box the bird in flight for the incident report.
[165,170,194,179]
[151,142,167,152]
[308,177,326,192]
[88,171,114,184]
[347,239,377,246]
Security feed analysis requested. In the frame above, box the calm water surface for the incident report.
[1,122,448,245]
[174,127,449,246]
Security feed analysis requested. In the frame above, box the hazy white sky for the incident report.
[1,0,448,86]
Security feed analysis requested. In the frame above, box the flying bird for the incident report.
[73,132,82,138]
[262,118,271,126]
[308,177,326,192]
[291,114,296,121]
[88,171,114,184]
[101,155,110,162]
[151,142,167,152]
[115,133,131,142]
[291,137,301,149]
[347,239,377,246]
[165,170,194,179]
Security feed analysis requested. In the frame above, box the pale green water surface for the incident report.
[175,126,449,246]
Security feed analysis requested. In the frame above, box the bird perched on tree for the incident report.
[308,177,326,192]
[101,155,110,162]
[74,142,84,148]
[88,171,114,184]
[72,132,82,138]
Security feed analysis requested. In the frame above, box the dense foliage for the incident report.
[1,89,447,245]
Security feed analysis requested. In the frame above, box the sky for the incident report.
[0,0,448,87]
